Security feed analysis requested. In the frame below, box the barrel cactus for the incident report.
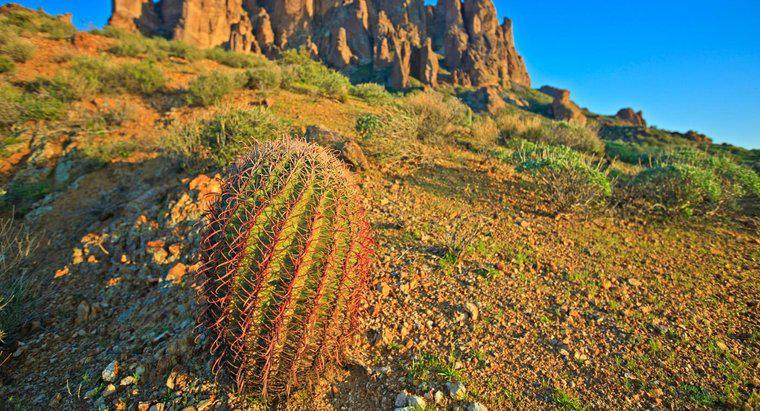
[199,139,373,399]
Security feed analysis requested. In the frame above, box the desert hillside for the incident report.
[0,4,758,411]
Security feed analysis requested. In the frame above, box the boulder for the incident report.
[615,108,647,127]
[463,86,506,114]
[543,87,587,125]
[304,126,369,170]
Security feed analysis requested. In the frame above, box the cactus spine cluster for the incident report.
[199,139,373,399]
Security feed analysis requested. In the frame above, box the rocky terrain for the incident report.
[109,0,531,89]
[0,4,759,411]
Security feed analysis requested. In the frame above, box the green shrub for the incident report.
[108,61,166,94]
[186,71,242,107]
[161,39,203,61]
[108,36,151,57]
[355,113,382,139]
[0,217,36,345]
[162,107,289,168]
[0,55,14,73]
[205,47,263,68]
[532,121,605,154]
[279,49,351,101]
[628,164,722,216]
[0,35,35,62]
[0,83,22,126]
[511,141,611,213]
[402,90,472,142]
[244,65,281,93]
[18,93,67,121]
[627,148,760,215]
[351,83,392,103]
[605,140,661,164]
[0,7,75,39]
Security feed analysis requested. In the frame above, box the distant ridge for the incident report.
[109,0,531,89]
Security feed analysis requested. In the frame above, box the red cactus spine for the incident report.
[198,139,373,399]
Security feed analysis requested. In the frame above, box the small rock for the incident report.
[446,381,467,400]
[394,392,409,408]
[464,302,479,321]
[434,390,445,404]
[102,383,116,397]
[84,387,99,400]
[76,301,92,324]
[407,395,426,409]
[120,376,135,386]
[137,402,151,411]
[166,263,188,284]
[468,402,488,411]
[102,360,118,382]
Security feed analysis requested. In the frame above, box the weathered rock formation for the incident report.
[540,85,587,125]
[615,108,646,127]
[109,0,530,90]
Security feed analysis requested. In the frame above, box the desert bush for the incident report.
[108,35,152,57]
[355,113,382,140]
[627,164,722,216]
[0,7,75,39]
[0,83,22,126]
[0,81,68,124]
[244,64,282,93]
[0,34,35,62]
[0,55,14,73]
[205,47,264,68]
[498,110,604,154]
[465,115,500,150]
[628,150,760,216]
[351,83,392,103]
[199,139,372,399]
[512,141,612,213]
[161,39,203,61]
[279,49,351,101]
[605,140,661,164]
[107,61,166,94]
[358,105,426,169]
[401,90,472,142]
[163,106,289,168]
[494,109,543,141]
[0,217,38,344]
[536,121,605,154]
[186,71,242,107]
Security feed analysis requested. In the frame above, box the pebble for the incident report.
[468,402,488,411]
[102,383,116,397]
[464,303,479,321]
[84,387,99,400]
[120,375,135,386]
[102,360,118,382]
[446,381,467,400]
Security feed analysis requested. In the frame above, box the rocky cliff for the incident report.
[109,0,531,89]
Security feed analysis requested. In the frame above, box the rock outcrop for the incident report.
[540,86,587,125]
[463,86,506,114]
[615,108,646,127]
[109,0,530,89]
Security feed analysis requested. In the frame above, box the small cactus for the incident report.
[199,139,373,399]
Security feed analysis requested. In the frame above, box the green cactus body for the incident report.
[200,139,372,399]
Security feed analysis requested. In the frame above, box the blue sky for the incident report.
[4,0,760,148]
